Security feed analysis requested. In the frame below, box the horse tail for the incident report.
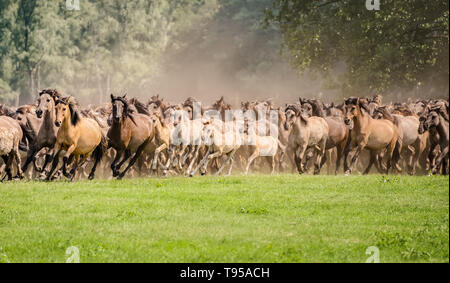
[392,125,402,166]
[93,134,108,164]
[88,133,108,180]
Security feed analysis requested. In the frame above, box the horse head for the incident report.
[54,96,80,127]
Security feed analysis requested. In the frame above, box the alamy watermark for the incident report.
[66,0,80,11]
[366,0,380,10]
[365,246,380,263]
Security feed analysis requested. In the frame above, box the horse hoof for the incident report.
[88,174,95,180]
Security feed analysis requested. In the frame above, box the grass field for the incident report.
[0,174,448,263]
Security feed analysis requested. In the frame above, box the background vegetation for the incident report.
[0,0,448,105]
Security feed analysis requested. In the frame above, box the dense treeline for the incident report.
[0,0,449,105]
[0,0,218,105]
[265,0,449,97]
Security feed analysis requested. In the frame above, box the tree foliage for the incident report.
[0,0,217,104]
[265,0,449,96]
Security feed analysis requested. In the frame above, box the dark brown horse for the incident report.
[107,94,155,179]
[21,89,60,176]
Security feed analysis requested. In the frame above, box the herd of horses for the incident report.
[0,89,448,181]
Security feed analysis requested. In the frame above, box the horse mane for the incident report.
[110,94,138,125]
[148,96,166,112]
[285,104,302,116]
[307,99,325,117]
[345,97,370,114]
[376,107,395,123]
[16,105,34,115]
[56,97,81,126]
[129,97,150,116]
[39,89,61,101]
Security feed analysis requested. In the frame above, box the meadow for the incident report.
[0,175,448,263]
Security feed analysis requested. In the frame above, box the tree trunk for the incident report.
[29,68,35,102]
[36,64,41,92]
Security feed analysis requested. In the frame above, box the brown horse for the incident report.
[306,99,349,174]
[46,97,105,181]
[0,116,23,181]
[21,89,60,175]
[284,104,329,175]
[107,94,155,179]
[419,107,449,175]
[374,106,427,175]
[343,98,400,175]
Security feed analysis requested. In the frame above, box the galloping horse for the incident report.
[46,97,105,181]
[21,89,60,175]
[107,94,155,179]
[0,116,24,180]
[343,98,400,175]
[284,104,329,175]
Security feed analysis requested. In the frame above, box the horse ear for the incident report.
[110,94,115,101]
[123,93,127,98]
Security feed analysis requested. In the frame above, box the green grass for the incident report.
[0,175,448,263]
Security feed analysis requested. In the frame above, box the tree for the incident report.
[265,0,449,97]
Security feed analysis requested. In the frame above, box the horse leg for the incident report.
[12,146,24,180]
[46,143,62,181]
[0,155,8,182]
[21,145,40,174]
[343,133,353,173]
[432,146,449,175]
[186,145,200,176]
[111,149,124,177]
[363,150,377,175]
[116,149,131,173]
[189,148,210,177]
[244,148,259,175]
[203,151,222,175]
[152,144,167,171]
[409,140,421,175]
[62,154,74,179]
[345,142,365,175]
[335,142,345,175]
[226,152,237,176]
[88,144,104,180]
[1,154,13,181]
[215,150,235,176]
[314,141,326,175]
[265,155,276,175]
[118,141,150,180]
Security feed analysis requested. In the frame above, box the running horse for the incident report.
[343,98,401,175]
[46,97,105,181]
[107,94,155,179]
